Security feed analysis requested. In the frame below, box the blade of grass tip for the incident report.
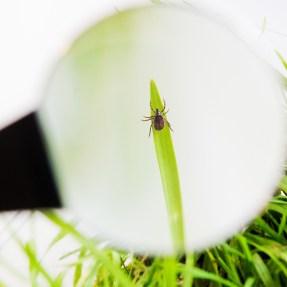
[54,271,66,287]
[46,229,69,253]
[73,247,86,286]
[243,277,255,287]
[261,16,266,34]
[276,51,287,71]
[150,79,185,254]
[275,51,287,91]
[205,250,219,275]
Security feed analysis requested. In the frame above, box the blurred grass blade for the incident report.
[182,254,194,287]
[163,257,177,286]
[252,253,275,287]
[261,16,267,34]
[73,247,86,286]
[278,176,287,194]
[276,51,287,70]
[44,211,136,287]
[243,277,255,287]
[275,51,287,91]
[189,268,239,287]
[150,79,185,254]
[23,240,54,286]
[221,243,241,284]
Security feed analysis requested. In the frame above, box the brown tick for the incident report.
[142,99,173,137]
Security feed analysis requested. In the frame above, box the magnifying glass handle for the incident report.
[0,113,61,211]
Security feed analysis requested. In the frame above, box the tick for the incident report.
[142,99,173,137]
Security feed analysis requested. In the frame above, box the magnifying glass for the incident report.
[0,5,285,254]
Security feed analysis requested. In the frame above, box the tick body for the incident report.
[142,99,173,137]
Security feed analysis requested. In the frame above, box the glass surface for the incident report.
[39,6,286,253]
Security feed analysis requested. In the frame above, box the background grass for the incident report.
[13,189,287,287]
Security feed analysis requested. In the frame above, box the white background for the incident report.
[0,0,286,129]
[0,0,286,285]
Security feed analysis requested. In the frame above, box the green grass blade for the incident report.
[189,267,239,287]
[252,253,275,287]
[221,243,242,284]
[245,236,287,276]
[150,79,185,254]
[254,217,287,244]
[182,254,194,287]
[73,247,86,286]
[276,51,287,70]
[43,210,135,287]
[22,241,54,286]
[243,277,255,287]
[163,257,177,287]
[236,235,252,262]
[278,176,287,194]
[261,16,267,34]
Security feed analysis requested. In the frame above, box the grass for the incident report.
[148,80,185,254]
[6,191,285,287]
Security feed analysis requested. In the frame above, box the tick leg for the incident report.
[142,116,154,121]
[162,108,169,116]
[149,123,153,137]
[161,98,166,113]
[150,101,156,114]
[164,118,173,132]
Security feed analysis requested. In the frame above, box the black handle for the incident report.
[0,113,61,211]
